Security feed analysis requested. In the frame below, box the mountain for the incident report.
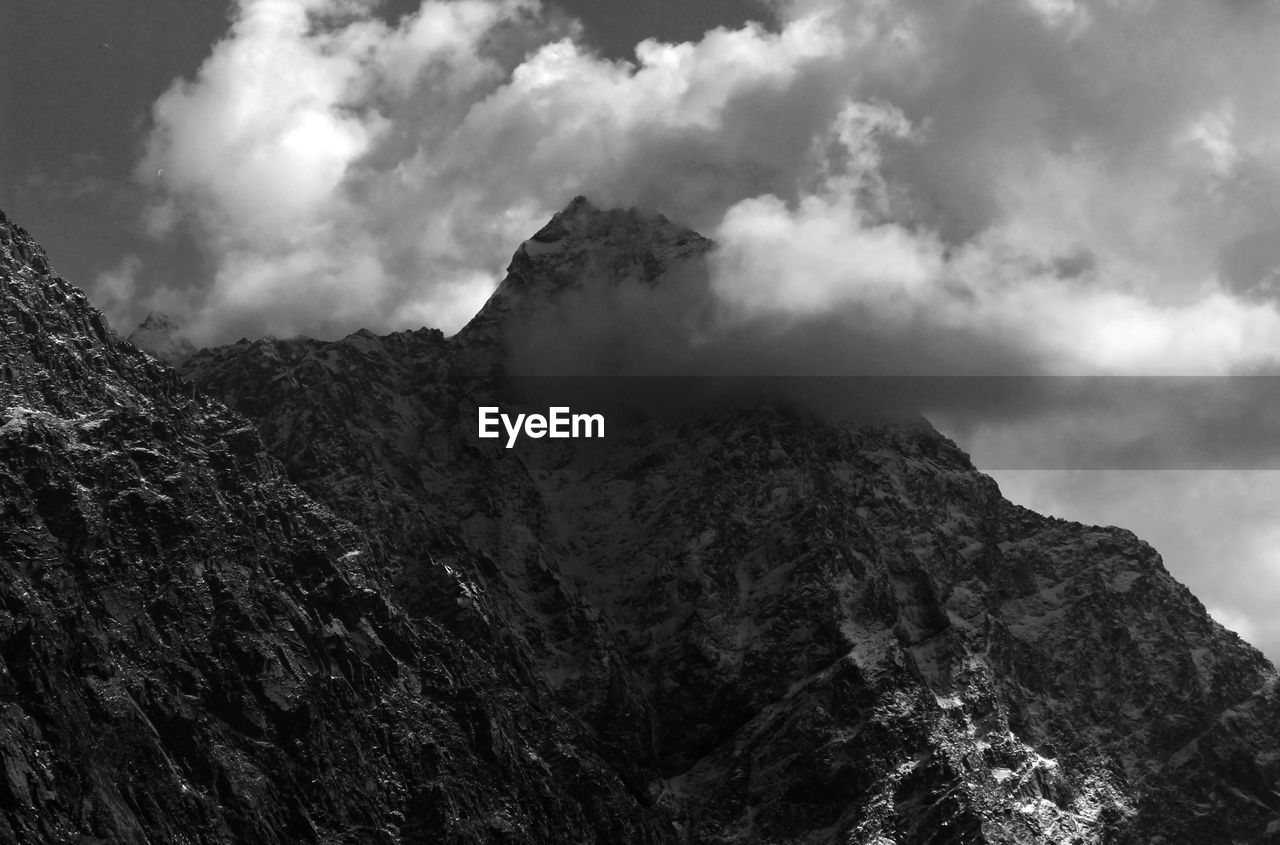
[456,195,713,347]
[126,311,196,364]
[177,197,1280,844]
[0,209,669,843]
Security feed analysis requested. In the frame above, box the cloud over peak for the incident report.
[124,0,1280,378]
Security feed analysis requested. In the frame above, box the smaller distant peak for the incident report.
[128,310,196,364]
[343,327,385,350]
[138,310,181,331]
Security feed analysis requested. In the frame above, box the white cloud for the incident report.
[134,0,1280,377]
[90,254,143,331]
[138,0,559,342]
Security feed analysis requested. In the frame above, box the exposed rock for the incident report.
[0,209,670,844]
[6,195,1280,843]
[181,198,1280,843]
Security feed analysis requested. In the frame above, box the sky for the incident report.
[5,0,1280,661]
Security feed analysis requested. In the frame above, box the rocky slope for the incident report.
[179,197,1280,843]
[0,209,669,844]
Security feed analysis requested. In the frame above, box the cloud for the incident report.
[89,254,143,329]
[133,0,1280,380]
[132,0,1280,466]
[139,0,565,342]
[137,0,849,342]
[700,0,1280,376]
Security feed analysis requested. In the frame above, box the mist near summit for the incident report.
[121,0,1280,382]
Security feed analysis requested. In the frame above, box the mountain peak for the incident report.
[521,195,704,255]
[136,310,181,332]
[528,195,602,244]
[0,208,53,276]
[127,310,196,364]
[457,197,712,343]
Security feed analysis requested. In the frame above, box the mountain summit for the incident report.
[4,201,1280,842]
[457,196,713,351]
[126,310,196,364]
[178,199,1280,843]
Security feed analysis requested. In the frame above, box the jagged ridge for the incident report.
[179,198,1280,843]
[0,210,671,844]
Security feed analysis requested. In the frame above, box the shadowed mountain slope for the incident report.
[0,209,670,844]
[178,198,1280,844]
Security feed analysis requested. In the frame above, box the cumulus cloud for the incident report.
[131,0,1280,466]
[702,0,1280,376]
[133,0,1280,379]
[139,0,566,342]
[90,254,143,329]
[137,0,847,342]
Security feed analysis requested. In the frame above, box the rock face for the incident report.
[0,209,669,844]
[179,197,1280,843]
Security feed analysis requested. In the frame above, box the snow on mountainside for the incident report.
[179,197,1280,844]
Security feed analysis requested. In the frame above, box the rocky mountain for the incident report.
[0,208,669,843]
[176,197,1280,844]
[126,311,196,364]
